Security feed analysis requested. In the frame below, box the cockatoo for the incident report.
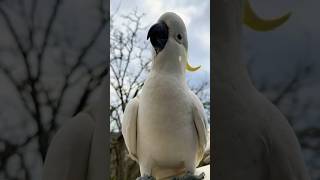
[212,0,310,180]
[121,12,208,180]
[42,79,108,180]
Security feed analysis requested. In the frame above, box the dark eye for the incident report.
[177,34,182,40]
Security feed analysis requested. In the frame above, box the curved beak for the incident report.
[147,21,169,54]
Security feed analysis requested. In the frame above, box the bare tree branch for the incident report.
[50,18,106,131]
[37,0,62,80]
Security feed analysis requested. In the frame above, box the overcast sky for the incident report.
[111,0,210,84]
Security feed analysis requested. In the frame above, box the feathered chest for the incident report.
[139,74,193,125]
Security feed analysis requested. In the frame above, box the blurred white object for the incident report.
[195,165,210,180]
[42,80,108,180]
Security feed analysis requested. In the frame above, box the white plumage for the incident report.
[122,12,208,179]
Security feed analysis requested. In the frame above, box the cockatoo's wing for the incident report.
[42,112,94,180]
[189,91,208,163]
[121,97,139,162]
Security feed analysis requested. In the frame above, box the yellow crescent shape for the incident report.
[186,62,201,72]
[243,0,291,31]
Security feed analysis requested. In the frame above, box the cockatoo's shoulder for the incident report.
[262,104,310,179]
[42,112,95,180]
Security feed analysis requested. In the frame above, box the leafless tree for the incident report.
[110,10,150,133]
[109,10,210,179]
[0,0,108,179]
[110,10,149,179]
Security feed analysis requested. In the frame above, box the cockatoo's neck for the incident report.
[151,38,187,81]
[213,0,252,86]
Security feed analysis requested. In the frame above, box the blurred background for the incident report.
[109,0,210,179]
[243,0,320,179]
[0,0,108,179]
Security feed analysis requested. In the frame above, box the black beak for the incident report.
[147,21,169,54]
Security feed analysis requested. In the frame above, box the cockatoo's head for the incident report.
[147,12,188,54]
[147,12,200,72]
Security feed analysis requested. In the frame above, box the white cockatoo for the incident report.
[42,79,108,180]
[212,0,310,180]
[121,12,208,180]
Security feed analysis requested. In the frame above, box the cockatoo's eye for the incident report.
[177,34,182,40]
[176,34,183,44]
